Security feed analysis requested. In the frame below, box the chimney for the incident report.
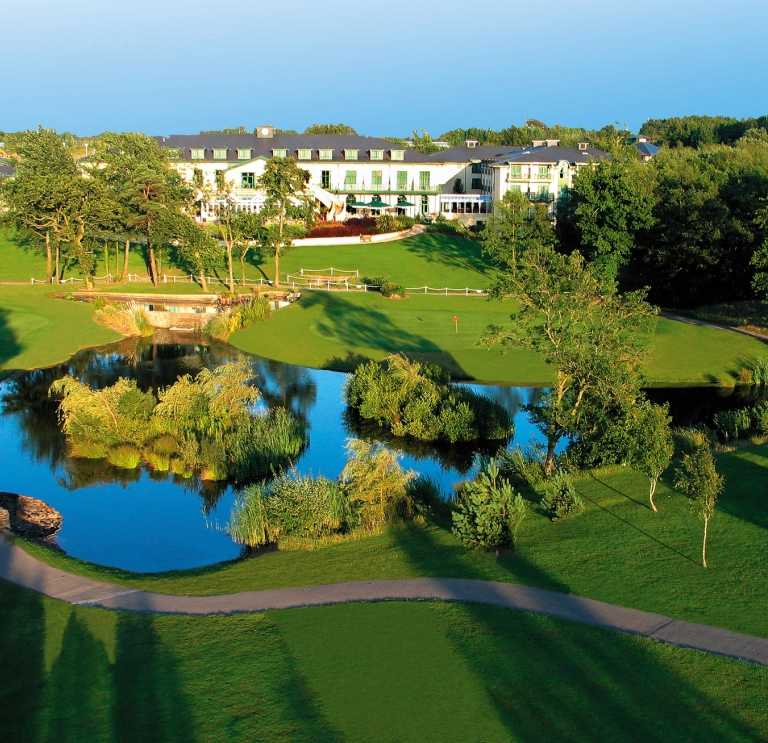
[545,138,560,147]
[578,142,589,150]
[465,139,479,148]
[256,125,275,138]
[531,139,546,147]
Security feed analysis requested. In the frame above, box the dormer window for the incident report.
[319,149,333,160]
[214,148,227,159]
[345,149,358,160]
[191,148,205,159]
[272,149,287,158]
[370,149,384,160]
[237,148,252,160]
[578,142,589,150]
[390,149,404,161]
[298,149,312,160]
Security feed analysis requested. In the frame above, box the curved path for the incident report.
[660,311,768,341]
[2,533,768,667]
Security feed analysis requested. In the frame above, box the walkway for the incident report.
[2,532,767,667]
[660,311,768,342]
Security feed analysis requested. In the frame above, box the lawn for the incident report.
[231,290,768,384]
[2,579,767,743]
[0,285,119,375]
[19,443,768,638]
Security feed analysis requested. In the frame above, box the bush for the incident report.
[345,354,513,443]
[672,427,714,456]
[307,217,377,238]
[752,401,768,436]
[452,460,527,552]
[426,214,472,237]
[713,408,753,441]
[205,296,272,340]
[93,300,155,337]
[106,444,142,470]
[402,474,449,520]
[540,471,584,521]
[362,275,389,287]
[238,295,272,328]
[497,444,546,487]
[380,281,407,298]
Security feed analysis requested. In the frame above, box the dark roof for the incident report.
[492,145,611,166]
[635,142,660,157]
[429,145,524,163]
[0,164,15,177]
[153,133,436,163]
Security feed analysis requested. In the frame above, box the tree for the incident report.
[303,123,357,135]
[481,190,554,271]
[482,246,656,475]
[452,460,527,553]
[92,133,191,286]
[174,215,221,292]
[675,443,724,568]
[557,150,657,280]
[255,157,313,287]
[409,129,442,155]
[627,401,674,513]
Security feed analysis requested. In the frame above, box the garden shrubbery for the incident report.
[50,360,305,482]
[306,215,415,239]
[344,354,513,443]
[93,299,155,337]
[205,294,272,341]
[540,471,584,521]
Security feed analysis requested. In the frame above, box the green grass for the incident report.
[230,290,768,384]
[0,285,120,374]
[2,579,767,743]
[19,443,768,638]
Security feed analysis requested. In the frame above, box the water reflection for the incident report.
[0,334,754,572]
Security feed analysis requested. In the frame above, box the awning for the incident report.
[396,200,415,207]
[350,201,369,208]
[367,200,390,209]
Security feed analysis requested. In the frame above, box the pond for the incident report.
[0,333,751,572]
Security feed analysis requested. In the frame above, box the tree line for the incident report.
[0,128,313,291]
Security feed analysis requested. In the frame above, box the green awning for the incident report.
[351,201,369,208]
[368,200,389,209]
[396,200,415,207]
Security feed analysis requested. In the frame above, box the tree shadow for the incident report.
[0,307,22,369]
[391,524,766,742]
[402,233,494,276]
[713,446,768,531]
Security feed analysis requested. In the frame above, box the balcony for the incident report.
[327,181,442,195]
[527,192,554,203]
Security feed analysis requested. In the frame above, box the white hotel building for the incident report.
[156,126,611,224]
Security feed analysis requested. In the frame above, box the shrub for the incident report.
[144,450,171,471]
[497,444,546,487]
[540,471,584,521]
[307,217,377,238]
[94,300,155,337]
[402,474,449,520]
[380,281,407,298]
[452,460,527,552]
[340,439,414,528]
[106,444,142,470]
[227,485,275,548]
[205,296,272,340]
[672,427,714,456]
[375,214,414,234]
[238,295,272,328]
[345,354,513,443]
[362,275,388,287]
[752,401,768,436]
[713,408,753,441]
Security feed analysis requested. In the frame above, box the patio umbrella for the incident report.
[367,199,389,209]
[351,201,369,208]
[396,200,415,207]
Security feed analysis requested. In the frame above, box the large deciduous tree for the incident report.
[255,158,313,288]
[92,133,191,286]
[482,246,656,475]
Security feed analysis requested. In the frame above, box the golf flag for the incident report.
[453,315,458,334]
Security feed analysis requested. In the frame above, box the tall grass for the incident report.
[93,299,155,337]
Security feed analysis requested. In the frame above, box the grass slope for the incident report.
[1,580,767,743]
[0,285,120,374]
[20,443,768,638]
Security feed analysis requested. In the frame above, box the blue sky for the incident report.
[3,0,766,137]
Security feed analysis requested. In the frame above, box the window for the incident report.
[370,149,384,160]
[319,149,333,160]
[538,165,549,178]
[215,170,225,189]
[272,149,287,158]
[241,172,255,189]
[509,165,522,178]
[191,148,205,159]
[238,148,251,160]
[419,171,430,190]
[214,148,227,160]
[508,184,522,192]
[471,163,482,174]
[397,171,407,188]
[321,170,331,189]
[390,149,404,161]
[345,170,357,185]
[538,185,549,200]
[345,149,358,160]
[298,149,312,160]
[371,170,383,186]
[192,168,203,187]
[471,178,482,190]
[420,195,429,214]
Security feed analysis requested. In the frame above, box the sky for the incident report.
[3,0,767,138]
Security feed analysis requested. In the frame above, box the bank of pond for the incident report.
[0,334,760,572]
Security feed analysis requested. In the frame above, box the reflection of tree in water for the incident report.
[251,356,317,425]
[343,408,508,476]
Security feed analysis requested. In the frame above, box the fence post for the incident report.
[163,274,167,284]
[424,286,427,295]
[128,273,132,282]
[445,287,448,296]
[466,287,468,295]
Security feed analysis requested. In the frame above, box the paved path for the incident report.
[660,311,768,342]
[2,532,768,667]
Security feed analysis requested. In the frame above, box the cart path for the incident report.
[660,311,768,341]
[2,532,767,667]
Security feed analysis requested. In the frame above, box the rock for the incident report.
[0,492,63,541]
[0,507,9,530]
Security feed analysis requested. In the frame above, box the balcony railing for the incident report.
[527,192,554,203]
[328,182,442,194]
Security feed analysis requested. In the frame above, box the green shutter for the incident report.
[538,165,549,178]
[397,171,407,188]
[419,171,430,189]
[345,170,357,185]
[509,165,522,178]
[372,170,382,186]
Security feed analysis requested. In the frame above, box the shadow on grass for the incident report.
[391,524,765,742]
[403,233,493,277]
[0,307,22,369]
[714,446,768,531]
